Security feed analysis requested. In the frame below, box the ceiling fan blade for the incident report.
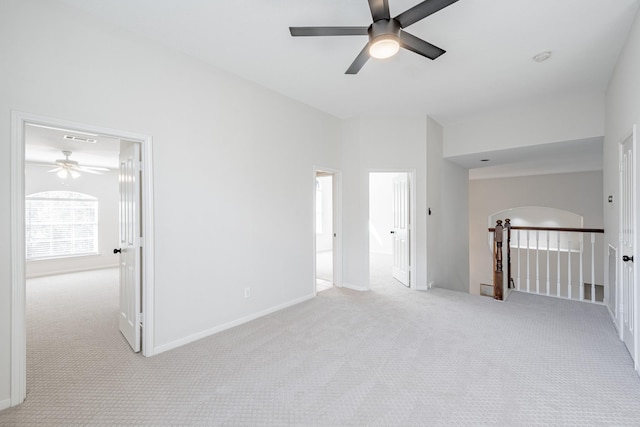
[290,27,368,37]
[48,167,62,173]
[75,166,104,175]
[79,165,110,172]
[399,30,445,60]
[345,44,371,74]
[368,0,390,21]
[395,0,459,28]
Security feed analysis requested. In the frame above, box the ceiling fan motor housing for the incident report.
[368,19,401,43]
[56,150,78,167]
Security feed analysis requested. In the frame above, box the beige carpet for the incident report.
[1,268,640,425]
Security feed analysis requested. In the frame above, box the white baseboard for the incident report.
[603,298,618,326]
[154,293,316,355]
[341,282,369,292]
[0,398,11,411]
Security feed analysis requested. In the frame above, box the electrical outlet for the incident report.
[244,287,251,298]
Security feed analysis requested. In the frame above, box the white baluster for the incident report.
[557,232,561,297]
[546,231,550,295]
[568,238,572,300]
[526,230,530,293]
[591,233,596,303]
[536,230,540,294]
[517,230,521,291]
[579,233,584,301]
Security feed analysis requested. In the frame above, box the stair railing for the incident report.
[488,220,605,303]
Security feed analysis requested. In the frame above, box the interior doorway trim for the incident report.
[9,111,156,407]
[368,169,417,289]
[313,166,343,294]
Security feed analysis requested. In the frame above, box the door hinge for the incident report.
[137,312,144,328]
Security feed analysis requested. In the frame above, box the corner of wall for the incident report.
[426,116,470,293]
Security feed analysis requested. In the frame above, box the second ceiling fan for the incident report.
[48,150,109,179]
[289,0,459,74]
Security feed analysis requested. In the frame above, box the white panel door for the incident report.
[620,127,636,362]
[392,174,410,287]
[118,140,142,353]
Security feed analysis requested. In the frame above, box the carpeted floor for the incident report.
[1,268,640,426]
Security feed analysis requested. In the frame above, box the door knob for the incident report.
[113,248,122,254]
[390,231,395,234]
[623,255,634,262]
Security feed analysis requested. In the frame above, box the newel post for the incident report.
[493,220,504,301]
[505,218,512,289]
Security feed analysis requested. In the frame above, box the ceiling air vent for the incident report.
[63,134,98,144]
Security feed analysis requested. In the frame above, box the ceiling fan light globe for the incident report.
[57,168,69,179]
[70,169,81,179]
[369,38,400,59]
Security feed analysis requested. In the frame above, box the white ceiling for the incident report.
[56,0,639,123]
[40,0,639,177]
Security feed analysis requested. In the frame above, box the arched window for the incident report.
[26,191,99,260]
[489,206,584,252]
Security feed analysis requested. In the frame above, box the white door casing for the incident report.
[313,166,343,292]
[392,174,410,287]
[10,111,155,408]
[619,126,638,367]
[118,140,142,352]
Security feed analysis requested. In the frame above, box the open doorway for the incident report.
[369,172,413,289]
[9,112,155,407]
[315,171,334,292]
[25,124,120,277]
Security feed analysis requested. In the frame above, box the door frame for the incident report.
[9,111,156,407]
[313,166,343,294]
[618,124,638,372]
[368,169,417,289]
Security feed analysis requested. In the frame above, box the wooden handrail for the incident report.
[488,226,604,233]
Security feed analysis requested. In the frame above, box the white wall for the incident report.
[427,116,470,293]
[604,9,640,324]
[339,118,369,290]
[469,171,604,295]
[24,164,119,278]
[340,116,428,291]
[369,173,397,255]
[444,93,605,158]
[0,0,342,404]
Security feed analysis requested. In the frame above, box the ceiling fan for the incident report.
[289,0,459,74]
[48,150,109,179]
